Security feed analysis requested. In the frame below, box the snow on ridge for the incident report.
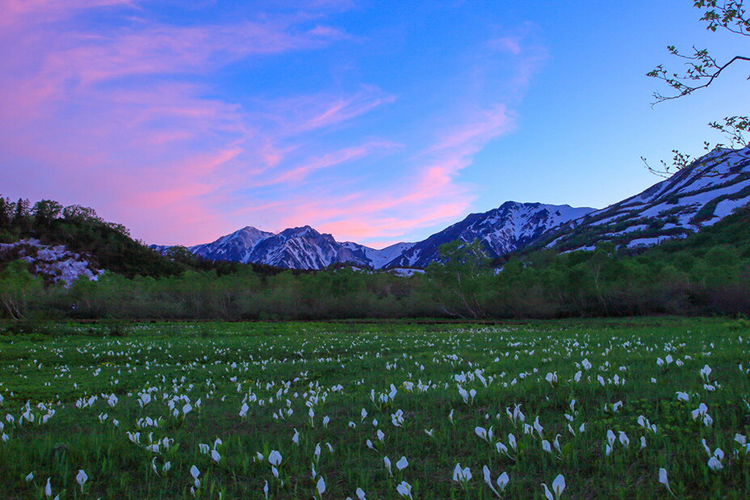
[546,145,750,252]
[365,242,417,269]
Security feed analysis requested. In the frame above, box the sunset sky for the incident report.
[0,0,745,247]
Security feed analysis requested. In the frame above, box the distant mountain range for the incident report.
[173,202,593,270]
[157,145,750,270]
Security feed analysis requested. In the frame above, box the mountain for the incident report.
[536,146,750,253]
[383,202,594,268]
[168,145,750,270]
[244,226,372,270]
[189,226,274,264]
[183,202,591,270]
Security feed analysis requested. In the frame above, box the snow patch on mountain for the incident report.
[189,226,274,263]
[0,239,103,287]
[541,146,750,252]
[383,202,595,268]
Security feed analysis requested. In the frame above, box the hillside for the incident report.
[536,146,750,253]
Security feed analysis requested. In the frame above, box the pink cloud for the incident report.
[258,85,396,134]
[0,0,137,29]
[261,103,516,247]
[265,141,399,185]
[0,2,545,248]
[0,2,389,245]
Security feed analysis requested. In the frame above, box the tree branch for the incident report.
[650,54,750,103]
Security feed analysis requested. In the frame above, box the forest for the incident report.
[0,196,748,322]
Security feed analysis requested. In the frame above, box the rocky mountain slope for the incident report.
[164,145,750,270]
[537,146,750,252]
[189,226,274,264]
[183,202,592,270]
[384,202,594,268]
[0,239,103,286]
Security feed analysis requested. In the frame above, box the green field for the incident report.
[0,319,749,499]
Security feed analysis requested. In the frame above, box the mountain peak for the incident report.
[177,145,750,270]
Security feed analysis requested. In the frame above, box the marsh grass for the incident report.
[0,318,748,499]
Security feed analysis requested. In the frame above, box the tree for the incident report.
[62,204,102,223]
[32,199,63,228]
[0,260,42,319]
[0,197,12,228]
[645,0,749,174]
[424,239,491,319]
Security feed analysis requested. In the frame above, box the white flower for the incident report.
[396,456,409,471]
[268,450,282,466]
[475,426,488,441]
[76,470,88,491]
[542,474,565,500]
[497,471,509,491]
[542,440,552,453]
[607,430,616,447]
[483,466,509,497]
[618,431,630,448]
[658,468,674,495]
[316,477,326,497]
[552,475,566,497]
[708,456,723,471]
[453,463,472,483]
[396,481,413,499]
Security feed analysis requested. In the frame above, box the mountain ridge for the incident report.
[184,201,594,270]
[165,145,750,270]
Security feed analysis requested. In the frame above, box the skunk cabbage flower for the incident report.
[542,474,565,500]
[76,470,88,492]
[316,477,326,497]
[396,481,413,499]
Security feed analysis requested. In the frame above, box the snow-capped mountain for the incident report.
[539,146,750,252]
[167,146,750,270]
[189,226,274,264]
[383,202,594,268]
[244,226,374,270]
[182,203,591,270]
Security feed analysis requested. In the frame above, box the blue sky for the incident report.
[0,0,745,247]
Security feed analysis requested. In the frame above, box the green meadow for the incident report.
[0,318,749,499]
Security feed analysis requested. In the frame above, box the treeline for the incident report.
[0,197,185,278]
[0,197,748,321]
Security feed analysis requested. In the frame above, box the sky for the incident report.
[0,0,746,248]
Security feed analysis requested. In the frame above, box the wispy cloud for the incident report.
[270,104,515,246]
[0,2,547,247]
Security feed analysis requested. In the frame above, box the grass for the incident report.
[0,318,748,499]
